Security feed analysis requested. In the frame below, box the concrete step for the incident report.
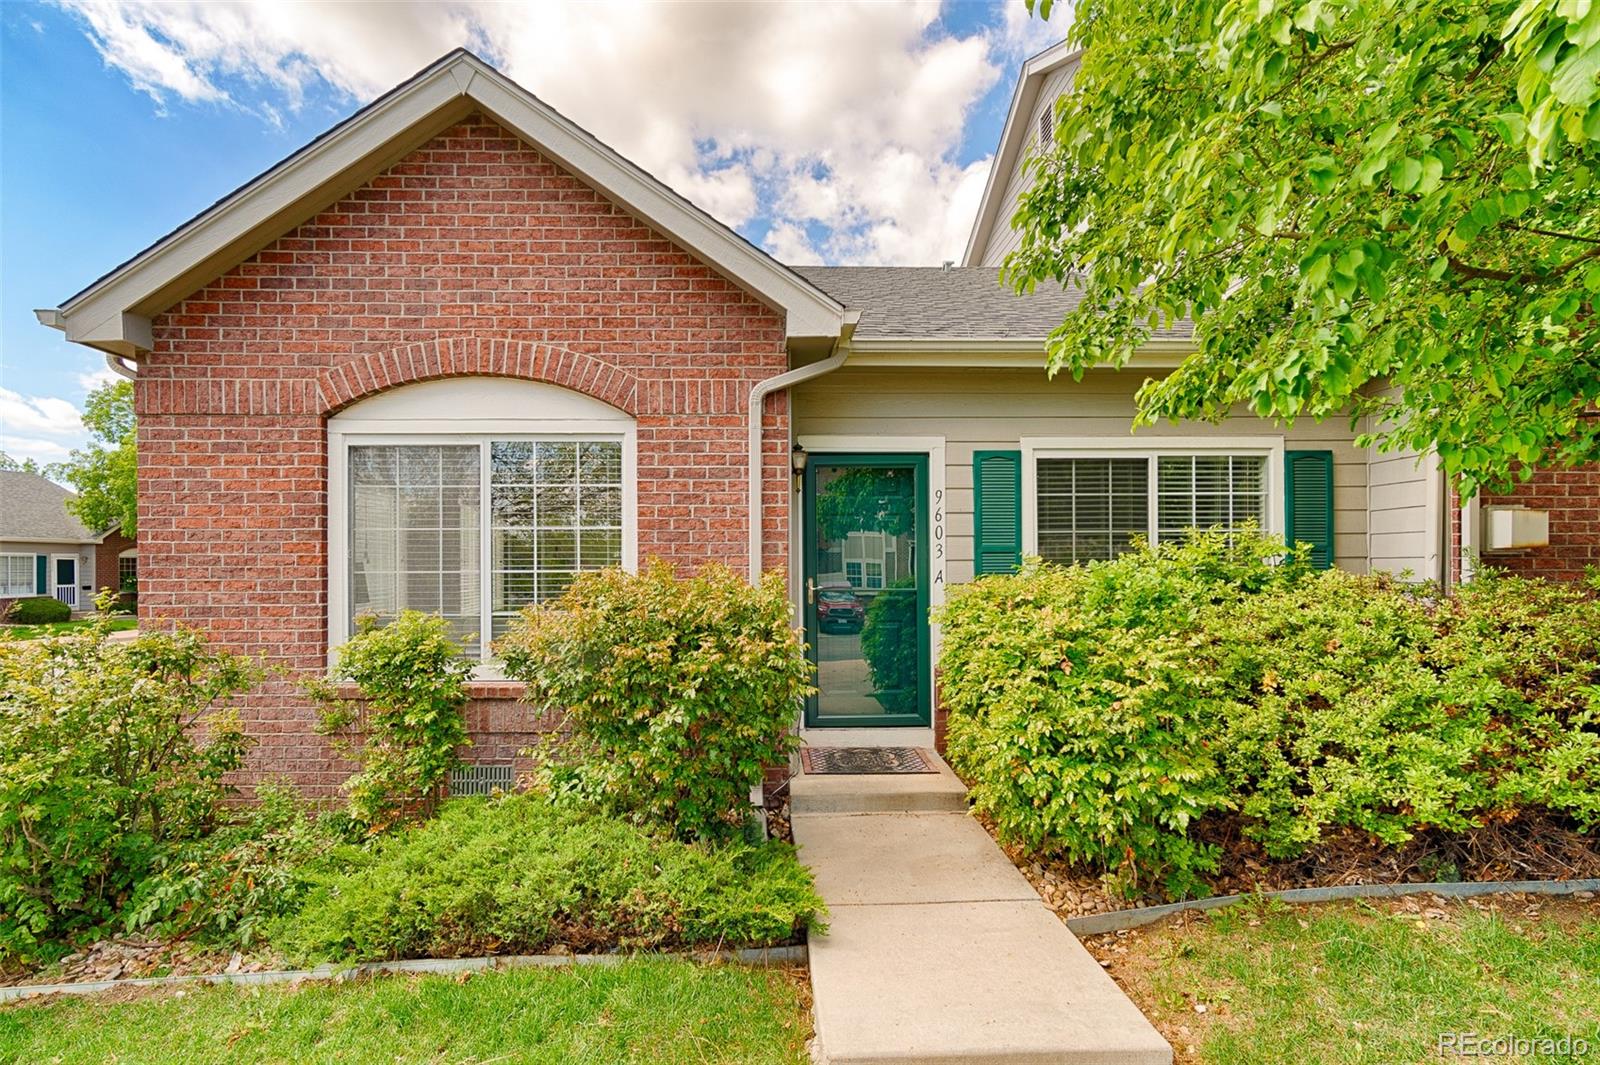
[790,750,970,815]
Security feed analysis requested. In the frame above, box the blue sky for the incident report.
[0,0,1063,465]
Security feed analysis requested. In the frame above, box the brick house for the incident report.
[0,469,135,615]
[37,49,1594,794]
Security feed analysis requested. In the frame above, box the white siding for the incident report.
[0,540,96,602]
[793,367,1370,585]
[977,62,1079,267]
[1364,390,1442,581]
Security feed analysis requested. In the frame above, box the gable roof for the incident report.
[0,471,98,544]
[37,50,846,355]
[794,267,1193,343]
[961,40,1081,267]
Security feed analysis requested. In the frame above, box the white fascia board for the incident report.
[961,42,1082,267]
[44,52,844,355]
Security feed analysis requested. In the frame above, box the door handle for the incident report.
[806,578,816,605]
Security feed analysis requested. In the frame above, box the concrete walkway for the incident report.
[791,754,1171,1065]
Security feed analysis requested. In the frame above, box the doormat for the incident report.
[799,746,938,775]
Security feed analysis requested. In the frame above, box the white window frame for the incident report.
[329,420,637,672]
[1020,436,1286,558]
[0,553,35,598]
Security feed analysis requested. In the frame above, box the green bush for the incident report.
[123,782,354,949]
[861,579,918,712]
[936,529,1303,897]
[1203,569,1600,856]
[0,619,259,963]
[273,794,824,962]
[939,532,1600,899]
[498,561,810,842]
[7,596,70,625]
[306,611,474,831]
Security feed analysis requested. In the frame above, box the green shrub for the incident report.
[1201,569,1600,857]
[498,561,810,842]
[306,611,474,832]
[0,619,259,963]
[7,596,70,625]
[861,579,918,712]
[938,530,1600,899]
[936,529,1303,897]
[123,782,354,949]
[273,794,824,962]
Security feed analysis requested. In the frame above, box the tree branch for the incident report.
[1499,222,1600,245]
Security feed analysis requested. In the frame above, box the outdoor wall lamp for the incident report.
[791,443,808,490]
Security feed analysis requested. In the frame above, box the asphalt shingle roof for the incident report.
[790,266,1193,342]
[0,471,97,543]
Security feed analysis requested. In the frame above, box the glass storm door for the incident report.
[803,454,930,727]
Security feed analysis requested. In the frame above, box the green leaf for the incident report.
[1417,154,1444,193]
[1392,157,1423,193]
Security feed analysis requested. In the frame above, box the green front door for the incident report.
[802,454,931,728]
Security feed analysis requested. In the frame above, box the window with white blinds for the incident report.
[1034,452,1270,566]
[348,438,624,660]
[0,554,34,598]
[1036,458,1149,565]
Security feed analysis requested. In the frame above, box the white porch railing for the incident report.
[54,585,77,609]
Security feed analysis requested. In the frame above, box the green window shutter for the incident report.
[973,450,1022,575]
[34,555,47,595]
[1284,450,1335,569]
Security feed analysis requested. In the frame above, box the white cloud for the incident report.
[997,0,1070,60]
[48,0,1058,265]
[75,366,122,393]
[0,387,83,439]
[0,387,85,466]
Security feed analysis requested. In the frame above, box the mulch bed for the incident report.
[0,935,280,990]
[978,810,1600,923]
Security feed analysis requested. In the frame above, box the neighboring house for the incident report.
[0,470,136,614]
[34,48,1594,793]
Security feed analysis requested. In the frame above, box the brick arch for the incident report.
[315,336,640,417]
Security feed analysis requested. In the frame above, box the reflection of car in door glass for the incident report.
[816,586,864,633]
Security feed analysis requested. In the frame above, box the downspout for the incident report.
[1437,461,1453,595]
[747,312,860,582]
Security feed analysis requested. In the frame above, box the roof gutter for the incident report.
[747,311,860,582]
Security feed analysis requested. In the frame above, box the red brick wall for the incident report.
[1476,465,1600,583]
[135,116,791,795]
[93,528,136,600]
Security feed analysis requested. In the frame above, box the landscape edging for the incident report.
[0,944,808,1004]
[1063,877,1600,936]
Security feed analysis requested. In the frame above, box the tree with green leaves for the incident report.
[1011,0,1599,494]
[54,380,137,536]
[0,453,45,476]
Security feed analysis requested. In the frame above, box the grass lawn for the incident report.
[1089,897,1600,1065]
[0,960,811,1064]
[0,616,135,640]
